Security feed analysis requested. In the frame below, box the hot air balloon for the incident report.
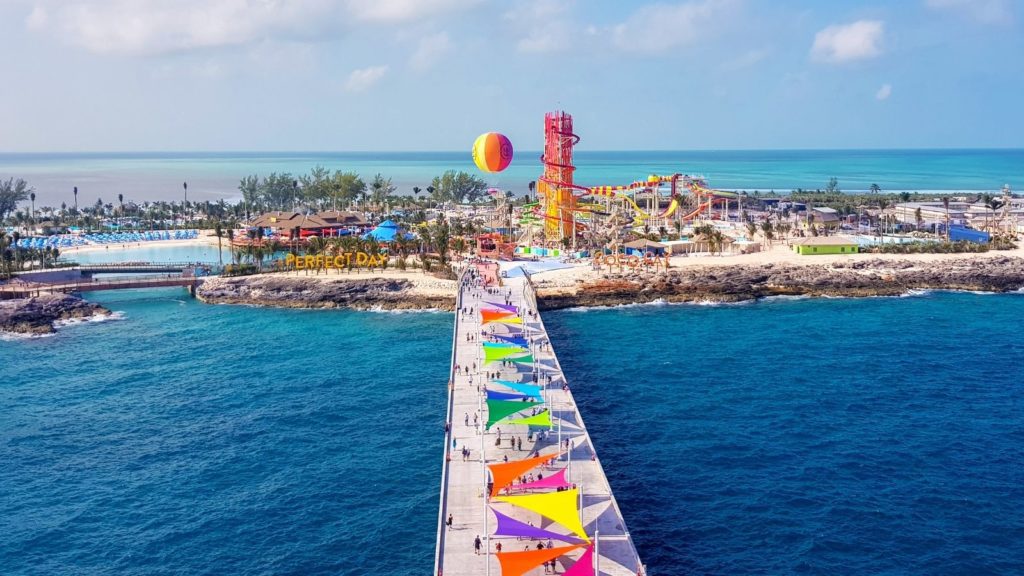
[472,132,513,173]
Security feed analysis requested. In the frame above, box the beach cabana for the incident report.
[792,236,859,255]
[624,239,667,256]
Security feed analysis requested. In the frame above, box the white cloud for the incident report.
[876,83,892,100]
[925,0,1013,25]
[25,5,48,30]
[345,0,479,22]
[23,0,478,56]
[611,0,737,54]
[722,49,768,71]
[345,65,389,92]
[811,20,884,64]
[504,0,573,54]
[27,0,340,55]
[409,32,452,72]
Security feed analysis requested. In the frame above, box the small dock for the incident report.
[435,264,644,575]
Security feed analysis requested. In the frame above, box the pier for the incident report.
[435,264,644,575]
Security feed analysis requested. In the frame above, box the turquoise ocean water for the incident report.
[3,285,1024,574]
[3,150,1023,206]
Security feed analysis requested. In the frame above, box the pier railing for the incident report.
[519,274,647,575]
[434,267,467,576]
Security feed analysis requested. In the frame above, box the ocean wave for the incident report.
[54,311,127,327]
[0,331,57,341]
[564,297,756,311]
[364,306,448,314]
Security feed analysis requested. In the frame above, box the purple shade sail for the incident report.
[491,507,584,544]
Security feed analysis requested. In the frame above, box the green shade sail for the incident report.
[504,410,552,428]
[486,399,535,429]
[484,346,528,364]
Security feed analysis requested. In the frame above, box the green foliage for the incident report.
[0,178,32,222]
[430,170,488,204]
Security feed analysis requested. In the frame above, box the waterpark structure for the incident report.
[526,110,738,243]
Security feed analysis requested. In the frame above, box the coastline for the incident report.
[58,232,223,255]
[190,249,1024,312]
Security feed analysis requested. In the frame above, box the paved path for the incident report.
[435,266,644,576]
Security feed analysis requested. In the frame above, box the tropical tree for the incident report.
[870,183,881,195]
[369,173,396,208]
[0,178,32,223]
[760,220,774,246]
[430,171,488,204]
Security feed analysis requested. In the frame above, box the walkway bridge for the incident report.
[0,274,202,299]
[76,262,214,275]
[435,263,644,575]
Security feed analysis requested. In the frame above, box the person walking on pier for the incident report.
[447,513,453,530]
[474,535,482,555]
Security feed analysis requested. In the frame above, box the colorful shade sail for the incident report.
[563,545,595,576]
[484,346,528,364]
[491,507,584,544]
[482,309,515,324]
[503,409,551,428]
[508,468,571,493]
[488,451,561,496]
[487,301,519,314]
[494,489,589,541]
[482,341,526,349]
[487,399,534,429]
[495,317,524,326]
[507,353,533,364]
[493,334,529,348]
[492,380,544,400]
[486,389,531,402]
[497,544,582,576]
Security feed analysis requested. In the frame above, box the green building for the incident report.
[793,236,859,255]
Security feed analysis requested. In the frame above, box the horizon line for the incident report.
[2,147,1024,156]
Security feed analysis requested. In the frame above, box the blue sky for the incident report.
[0,0,1021,152]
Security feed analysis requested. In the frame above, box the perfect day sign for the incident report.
[282,252,387,269]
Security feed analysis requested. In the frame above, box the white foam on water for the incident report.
[54,311,127,327]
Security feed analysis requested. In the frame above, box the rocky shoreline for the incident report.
[0,294,113,335]
[537,256,1024,309]
[196,275,457,311]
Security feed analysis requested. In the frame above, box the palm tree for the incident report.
[29,192,36,226]
[214,222,224,265]
[870,183,881,195]
[227,228,236,264]
[760,220,774,246]
[745,221,758,242]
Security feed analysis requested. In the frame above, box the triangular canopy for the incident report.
[488,451,561,496]
[493,334,529,348]
[494,489,588,541]
[486,389,531,402]
[484,346,529,364]
[497,544,584,576]
[491,507,583,544]
[492,380,544,400]
[486,399,535,429]
[507,353,533,364]
[507,468,571,493]
[482,309,515,324]
[503,409,552,428]
[482,341,525,349]
[487,301,519,314]
[495,317,524,326]
[563,545,595,576]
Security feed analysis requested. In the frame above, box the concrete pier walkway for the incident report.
[435,265,644,575]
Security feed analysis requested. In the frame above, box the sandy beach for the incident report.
[58,231,224,255]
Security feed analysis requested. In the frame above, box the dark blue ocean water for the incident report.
[550,294,1024,575]
[3,290,1024,574]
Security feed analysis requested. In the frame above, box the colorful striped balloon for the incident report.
[472,132,514,173]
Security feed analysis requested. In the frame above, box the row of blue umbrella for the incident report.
[11,230,199,249]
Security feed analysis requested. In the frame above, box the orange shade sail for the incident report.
[488,451,561,497]
[482,309,515,324]
[497,544,583,576]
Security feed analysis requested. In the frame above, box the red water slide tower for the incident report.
[539,111,580,242]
